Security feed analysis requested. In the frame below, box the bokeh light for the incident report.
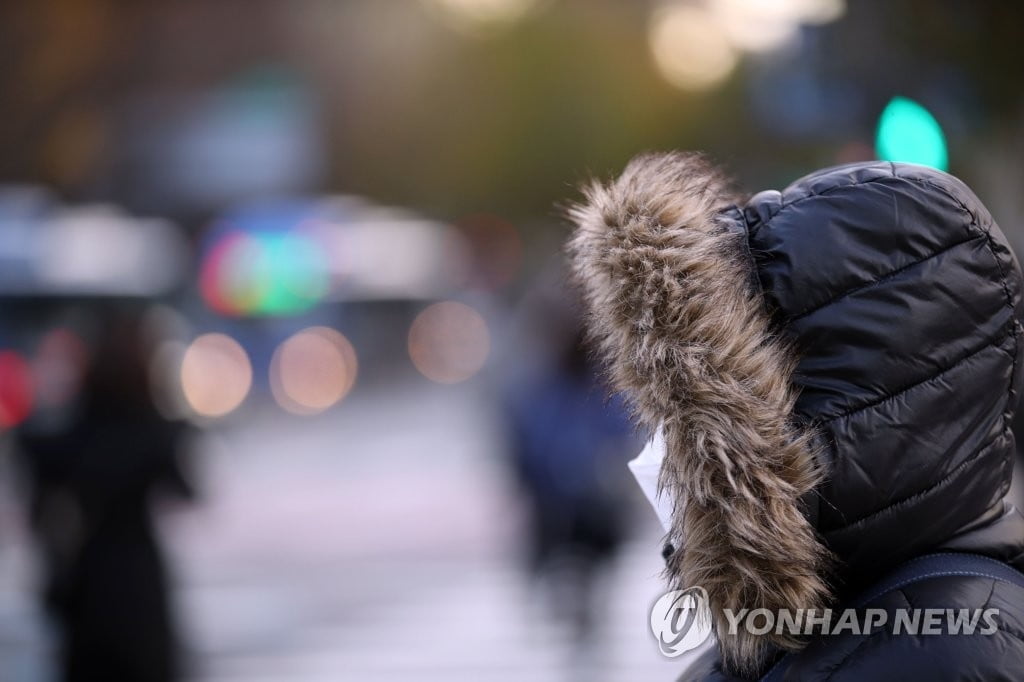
[426,0,542,35]
[875,96,948,171]
[708,0,845,53]
[789,0,846,24]
[408,301,490,384]
[180,333,252,418]
[200,230,262,316]
[649,4,739,91]
[199,226,330,317]
[270,327,358,415]
[0,351,34,428]
[708,0,799,53]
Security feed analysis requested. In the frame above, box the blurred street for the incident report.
[0,380,682,682]
[0,2,1020,679]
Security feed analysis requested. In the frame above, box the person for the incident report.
[504,325,636,653]
[567,152,1024,679]
[16,306,192,682]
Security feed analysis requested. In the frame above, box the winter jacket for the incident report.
[568,154,1024,680]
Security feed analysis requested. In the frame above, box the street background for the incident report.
[0,1,1021,680]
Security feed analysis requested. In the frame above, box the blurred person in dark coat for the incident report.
[16,308,192,682]
[505,326,637,648]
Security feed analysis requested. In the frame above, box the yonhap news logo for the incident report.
[716,605,1000,638]
[650,585,1003,657]
[649,586,714,657]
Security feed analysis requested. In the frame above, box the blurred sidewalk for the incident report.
[1,382,688,681]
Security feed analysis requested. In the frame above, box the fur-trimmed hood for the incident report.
[567,153,1024,677]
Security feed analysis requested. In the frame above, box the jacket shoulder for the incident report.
[783,575,1024,681]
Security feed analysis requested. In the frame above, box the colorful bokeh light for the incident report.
[875,96,948,171]
[0,351,34,428]
[199,208,330,317]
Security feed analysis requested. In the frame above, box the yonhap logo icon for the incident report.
[650,586,713,657]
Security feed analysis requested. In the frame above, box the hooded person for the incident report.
[567,153,1024,680]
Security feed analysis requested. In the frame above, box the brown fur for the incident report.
[567,152,831,675]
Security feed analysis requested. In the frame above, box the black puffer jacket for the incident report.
[569,155,1024,680]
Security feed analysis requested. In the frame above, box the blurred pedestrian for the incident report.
[16,306,192,682]
[504,325,636,652]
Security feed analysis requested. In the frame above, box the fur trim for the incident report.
[567,152,831,675]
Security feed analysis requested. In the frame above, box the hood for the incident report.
[567,153,1024,676]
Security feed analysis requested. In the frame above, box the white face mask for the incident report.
[627,426,678,534]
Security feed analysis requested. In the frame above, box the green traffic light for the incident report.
[875,97,948,171]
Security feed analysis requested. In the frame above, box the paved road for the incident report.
[0,381,700,681]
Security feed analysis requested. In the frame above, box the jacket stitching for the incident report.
[820,589,913,681]
[822,424,1010,533]
[981,578,998,612]
[788,234,984,322]
[871,169,1019,429]
[821,622,1024,682]
[748,170,902,235]
[820,327,1014,424]
[754,166,1017,427]
[820,583,1024,681]
[860,573,1004,606]
[913,169,1021,447]
[806,169,1018,425]
[751,165,980,234]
